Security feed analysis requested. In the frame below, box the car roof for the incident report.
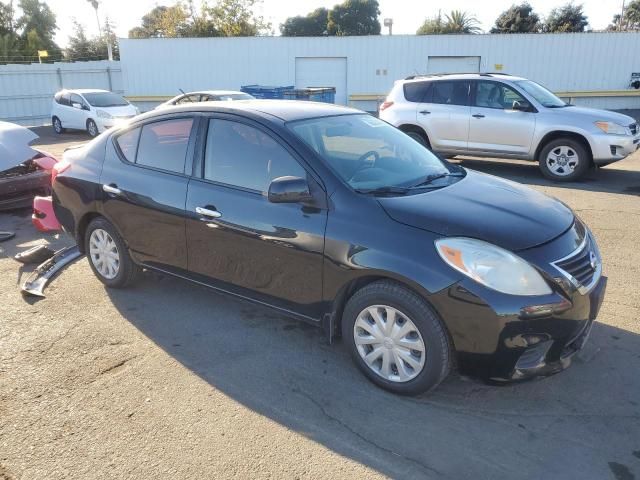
[139,100,361,123]
[403,73,526,83]
[179,90,250,96]
[59,89,111,94]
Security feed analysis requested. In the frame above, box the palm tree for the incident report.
[444,10,482,34]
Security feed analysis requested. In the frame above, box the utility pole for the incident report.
[620,0,626,31]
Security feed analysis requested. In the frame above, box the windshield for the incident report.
[83,92,129,107]
[216,93,254,101]
[288,114,457,192]
[515,80,567,108]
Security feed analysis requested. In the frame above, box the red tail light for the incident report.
[51,160,71,183]
[380,101,394,111]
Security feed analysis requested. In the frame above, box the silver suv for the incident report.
[380,73,639,181]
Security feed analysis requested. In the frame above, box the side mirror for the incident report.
[71,102,82,109]
[512,100,531,112]
[268,176,312,204]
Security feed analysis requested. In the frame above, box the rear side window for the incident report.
[403,82,431,103]
[431,81,470,106]
[136,118,193,173]
[116,128,141,163]
[203,119,306,193]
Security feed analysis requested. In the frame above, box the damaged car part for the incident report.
[21,245,82,297]
[14,245,56,264]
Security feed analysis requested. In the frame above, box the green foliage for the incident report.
[280,8,329,36]
[66,17,120,61]
[417,10,481,35]
[327,0,381,36]
[544,3,588,33]
[203,0,271,36]
[491,3,541,33]
[128,4,191,38]
[608,0,640,30]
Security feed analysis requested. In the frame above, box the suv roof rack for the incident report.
[404,72,512,80]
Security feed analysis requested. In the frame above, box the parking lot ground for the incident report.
[1,131,640,479]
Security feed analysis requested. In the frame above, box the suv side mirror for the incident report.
[268,176,312,204]
[512,100,531,112]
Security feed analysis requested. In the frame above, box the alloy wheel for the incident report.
[53,118,62,133]
[546,145,578,177]
[89,228,120,279]
[88,121,98,137]
[353,305,426,383]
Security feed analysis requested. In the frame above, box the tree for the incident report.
[66,20,93,59]
[491,3,541,33]
[203,0,271,36]
[280,7,328,36]
[15,0,60,56]
[417,10,481,34]
[128,4,190,38]
[544,3,588,33]
[608,0,640,30]
[327,0,381,36]
[0,1,14,36]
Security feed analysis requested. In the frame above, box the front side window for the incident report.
[203,119,306,193]
[431,81,470,106]
[135,118,193,173]
[70,94,86,108]
[514,80,567,108]
[288,114,455,192]
[475,81,528,110]
[83,92,129,107]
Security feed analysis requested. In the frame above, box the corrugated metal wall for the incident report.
[120,32,640,110]
[0,61,123,126]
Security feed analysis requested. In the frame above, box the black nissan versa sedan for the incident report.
[51,100,606,395]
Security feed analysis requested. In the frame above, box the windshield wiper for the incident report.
[409,171,464,189]
[354,186,411,196]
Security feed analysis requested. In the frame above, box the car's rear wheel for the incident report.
[52,116,65,134]
[86,119,99,138]
[85,217,139,288]
[538,138,590,181]
[404,129,431,149]
[342,281,451,395]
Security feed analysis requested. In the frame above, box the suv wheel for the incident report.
[538,138,590,181]
[86,119,99,138]
[342,280,451,395]
[52,116,65,134]
[405,130,430,148]
[85,217,139,288]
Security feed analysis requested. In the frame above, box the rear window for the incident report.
[136,118,193,173]
[403,82,431,103]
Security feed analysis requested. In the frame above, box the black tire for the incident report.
[52,116,65,134]
[84,217,139,288]
[405,130,431,149]
[86,119,99,138]
[538,137,590,182]
[342,280,452,395]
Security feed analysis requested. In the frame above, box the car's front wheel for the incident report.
[86,119,99,138]
[85,217,139,288]
[538,138,590,181]
[342,281,452,395]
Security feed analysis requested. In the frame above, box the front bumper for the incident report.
[95,116,134,133]
[591,131,640,164]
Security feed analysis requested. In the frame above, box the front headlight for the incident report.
[435,237,552,296]
[97,110,113,119]
[595,121,628,135]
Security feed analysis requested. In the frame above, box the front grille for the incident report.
[552,235,600,293]
[630,123,638,136]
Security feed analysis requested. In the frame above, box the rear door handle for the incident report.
[195,206,222,219]
[472,114,485,119]
[419,110,431,115]
[102,184,122,196]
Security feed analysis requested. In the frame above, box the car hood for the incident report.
[550,106,636,125]
[377,170,574,251]
[99,105,138,117]
[0,121,39,171]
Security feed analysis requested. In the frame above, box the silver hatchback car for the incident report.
[380,73,639,181]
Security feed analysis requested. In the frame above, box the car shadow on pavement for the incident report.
[106,272,640,479]
[453,157,640,197]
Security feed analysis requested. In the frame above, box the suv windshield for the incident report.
[514,80,567,108]
[288,114,460,193]
[83,92,129,107]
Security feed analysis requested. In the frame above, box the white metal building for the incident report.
[119,32,640,112]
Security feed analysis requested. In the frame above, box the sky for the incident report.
[45,0,625,47]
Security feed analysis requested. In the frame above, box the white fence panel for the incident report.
[0,61,122,126]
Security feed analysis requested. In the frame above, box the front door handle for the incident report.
[102,184,122,196]
[419,110,431,115]
[472,114,485,119]
[195,206,222,219]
